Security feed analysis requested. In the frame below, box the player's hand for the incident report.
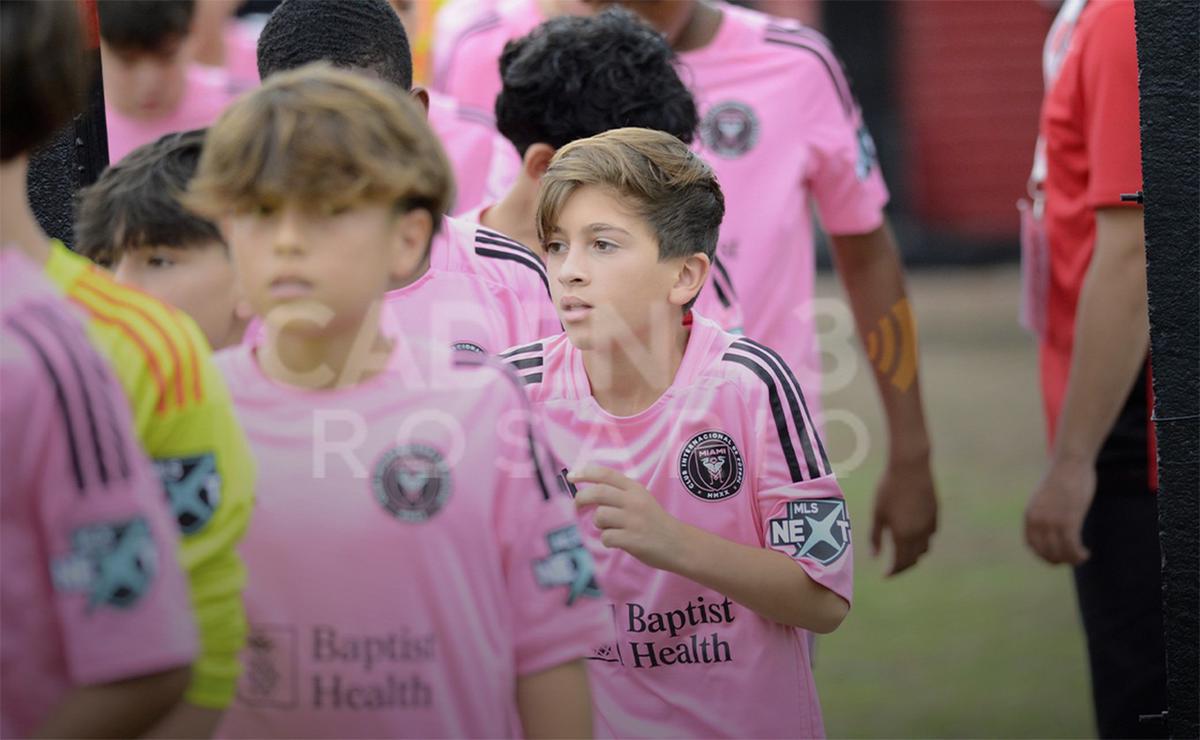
[870,456,938,577]
[1024,457,1095,566]
[570,465,685,572]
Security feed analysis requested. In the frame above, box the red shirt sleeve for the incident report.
[1082,1,1143,209]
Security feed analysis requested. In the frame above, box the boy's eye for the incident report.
[253,203,277,217]
[146,254,175,269]
[544,241,567,255]
[593,239,617,253]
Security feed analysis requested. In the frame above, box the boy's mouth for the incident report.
[559,296,594,322]
[269,276,315,300]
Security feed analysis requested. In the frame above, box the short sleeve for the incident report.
[140,319,254,707]
[730,340,853,604]
[491,391,611,676]
[1081,2,1142,208]
[1,310,197,687]
[801,39,890,236]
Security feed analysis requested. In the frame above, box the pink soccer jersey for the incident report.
[213,339,609,738]
[427,90,519,216]
[436,0,890,402]
[503,314,853,738]
[0,250,196,737]
[106,64,236,163]
[380,214,560,354]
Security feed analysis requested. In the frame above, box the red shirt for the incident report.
[1039,0,1143,441]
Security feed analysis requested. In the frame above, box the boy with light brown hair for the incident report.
[186,63,606,738]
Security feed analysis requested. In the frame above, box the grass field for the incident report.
[811,266,1095,738]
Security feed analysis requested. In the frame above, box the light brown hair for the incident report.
[185,63,452,224]
[536,127,725,264]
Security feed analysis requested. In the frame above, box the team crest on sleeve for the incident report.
[372,445,452,523]
[700,101,760,159]
[679,431,745,502]
[532,524,601,605]
[155,453,221,534]
[51,517,158,610]
[769,499,851,565]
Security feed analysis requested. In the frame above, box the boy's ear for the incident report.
[389,207,435,283]
[669,252,711,309]
[409,87,431,117]
[523,143,557,181]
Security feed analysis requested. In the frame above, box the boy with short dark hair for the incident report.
[254,0,558,354]
[505,127,852,737]
[186,64,606,738]
[76,129,251,350]
[466,6,741,330]
[101,0,235,162]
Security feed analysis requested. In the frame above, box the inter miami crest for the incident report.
[372,444,452,523]
[451,341,485,354]
[768,499,851,565]
[155,453,220,534]
[51,517,158,611]
[679,431,745,502]
[855,123,879,181]
[700,101,760,159]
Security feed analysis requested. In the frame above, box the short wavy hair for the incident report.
[495,7,698,157]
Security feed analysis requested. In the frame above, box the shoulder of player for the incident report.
[497,333,566,399]
[467,222,550,293]
[717,336,832,481]
[740,11,857,118]
[65,265,214,412]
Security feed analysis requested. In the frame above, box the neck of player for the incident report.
[0,156,53,264]
[482,175,542,252]
[258,305,394,391]
[583,316,691,417]
[673,0,723,53]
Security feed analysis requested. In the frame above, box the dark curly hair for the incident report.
[495,7,697,157]
[257,0,413,91]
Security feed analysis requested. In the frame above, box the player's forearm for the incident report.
[1051,209,1149,466]
[829,223,931,463]
[33,667,191,739]
[516,659,593,739]
[670,522,849,633]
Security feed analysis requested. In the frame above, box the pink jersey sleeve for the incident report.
[1,290,196,690]
[799,32,890,236]
[725,337,853,604]
[490,381,610,676]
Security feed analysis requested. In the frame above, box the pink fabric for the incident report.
[504,314,852,738]
[213,338,609,738]
[427,91,519,215]
[222,17,265,95]
[1,250,195,737]
[380,215,559,354]
[434,1,889,398]
[105,64,236,163]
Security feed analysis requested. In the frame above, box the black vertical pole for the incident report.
[1132,2,1200,738]
[27,2,108,250]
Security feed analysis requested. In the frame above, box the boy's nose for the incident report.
[557,244,589,284]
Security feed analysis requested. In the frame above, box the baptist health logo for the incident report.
[865,298,917,392]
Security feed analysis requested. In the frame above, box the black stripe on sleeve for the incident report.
[711,275,731,308]
[713,256,738,298]
[474,246,551,292]
[721,352,807,483]
[520,373,544,386]
[6,317,86,492]
[29,307,110,485]
[476,228,530,250]
[762,36,853,117]
[731,340,822,478]
[508,356,543,370]
[500,342,544,359]
[742,339,831,472]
